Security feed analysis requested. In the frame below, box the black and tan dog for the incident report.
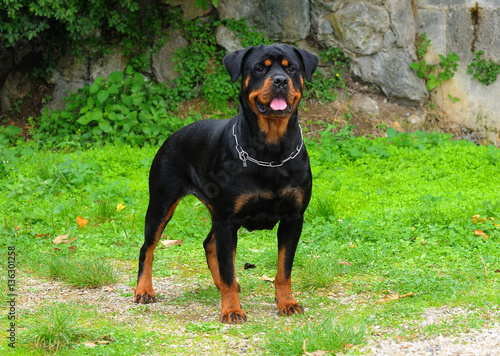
[134,44,318,323]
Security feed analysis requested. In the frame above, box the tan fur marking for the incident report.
[257,115,290,145]
[204,233,221,289]
[275,248,294,305]
[219,279,245,323]
[264,59,272,66]
[248,77,273,110]
[234,191,274,213]
[279,187,304,207]
[282,59,289,66]
[275,247,303,316]
[135,243,157,300]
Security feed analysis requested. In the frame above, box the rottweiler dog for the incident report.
[135,44,318,323]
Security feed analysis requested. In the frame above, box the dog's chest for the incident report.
[233,187,304,231]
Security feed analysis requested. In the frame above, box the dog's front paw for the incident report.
[277,300,304,316]
[220,308,247,324]
[134,289,156,304]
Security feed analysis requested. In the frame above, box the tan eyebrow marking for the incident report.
[264,59,272,66]
[282,59,289,66]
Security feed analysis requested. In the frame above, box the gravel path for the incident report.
[357,327,500,355]
[16,271,500,355]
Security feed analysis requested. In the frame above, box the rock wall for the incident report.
[2,0,500,142]
[415,0,500,143]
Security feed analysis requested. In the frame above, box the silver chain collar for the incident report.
[232,124,304,168]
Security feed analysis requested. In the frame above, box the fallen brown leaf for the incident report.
[472,214,487,224]
[376,292,414,304]
[53,234,78,244]
[338,260,353,266]
[34,233,50,238]
[475,230,488,239]
[104,286,114,292]
[160,239,183,247]
[259,275,274,282]
[68,245,77,252]
[76,216,88,228]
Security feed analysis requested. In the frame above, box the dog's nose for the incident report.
[272,75,288,88]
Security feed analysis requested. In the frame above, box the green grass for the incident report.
[266,314,367,355]
[44,254,118,288]
[20,303,95,352]
[20,252,118,288]
[1,125,500,354]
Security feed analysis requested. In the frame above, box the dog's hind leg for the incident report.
[135,192,183,304]
[204,226,241,291]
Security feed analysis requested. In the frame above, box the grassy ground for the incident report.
[1,125,500,355]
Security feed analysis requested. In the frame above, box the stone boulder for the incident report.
[46,54,90,112]
[46,72,90,112]
[169,0,214,20]
[0,72,34,114]
[310,0,342,48]
[89,48,127,81]
[312,0,426,105]
[152,30,188,88]
[351,94,380,117]
[353,48,427,105]
[215,26,243,54]
[329,0,390,55]
[218,0,311,42]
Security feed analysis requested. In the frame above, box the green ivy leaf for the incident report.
[3,125,21,137]
[91,109,103,123]
[89,83,100,94]
[108,71,125,84]
[108,84,119,95]
[77,113,92,125]
[98,120,113,133]
[97,90,109,104]
[386,127,398,139]
[427,77,437,91]
[410,62,420,70]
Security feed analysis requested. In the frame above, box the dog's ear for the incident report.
[223,47,254,82]
[294,48,319,82]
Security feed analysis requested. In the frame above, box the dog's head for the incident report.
[224,45,318,143]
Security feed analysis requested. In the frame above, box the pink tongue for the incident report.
[270,97,288,111]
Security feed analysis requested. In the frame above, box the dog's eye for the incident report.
[287,67,296,74]
[256,66,265,73]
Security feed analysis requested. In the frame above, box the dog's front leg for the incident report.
[213,221,246,323]
[275,215,305,316]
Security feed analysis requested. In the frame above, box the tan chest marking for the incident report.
[234,188,304,213]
